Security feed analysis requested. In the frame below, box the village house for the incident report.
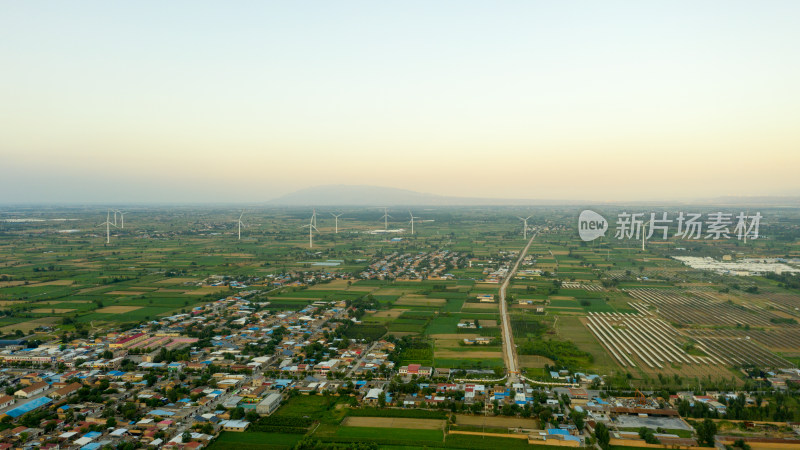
[50,382,82,400]
[14,381,49,398]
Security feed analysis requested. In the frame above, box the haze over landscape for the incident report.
[4,3,800,449]
[2,1,800,204]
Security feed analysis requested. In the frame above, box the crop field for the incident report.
[340,417,444,430]
[518,355,554,368]
[454,414,539,429]
[207,432,302,450]
[329,426,443,443]
[0,206,523,340]
[2,205,800,387]
[271,395,347,425]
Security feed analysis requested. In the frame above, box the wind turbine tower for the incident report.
[380,207,391,230]
[743,210,750,244]
[642,222,646,251]
[408,211,417,235]
[115,210,125,229]
[99,210,115,244]
[518,215,532,239]
[302,212,319,248]
[331,213,343,234]
[237,210,245,240]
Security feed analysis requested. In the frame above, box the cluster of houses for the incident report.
[198,270,356,291]
[2,280,799,449]
[359,251,465,280]
[0,290,412,449]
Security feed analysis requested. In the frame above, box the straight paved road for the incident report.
[500,232,537,385]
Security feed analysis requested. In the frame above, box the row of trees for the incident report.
[594,419,718,448]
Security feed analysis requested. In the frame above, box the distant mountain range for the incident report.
[266,185,800,207]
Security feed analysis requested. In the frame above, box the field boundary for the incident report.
[447,430,528,440]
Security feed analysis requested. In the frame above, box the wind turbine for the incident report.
[408,211,417,235]
[115,210,125,229]
[743,210,750,244]
[98,210,115,244]
[301,212,318,248]
[380,207,391,230]
[311,209,317,228]
[330,213,343,234]
[518,215,532,239]
[642,220,647,252]
[237,210,245,240]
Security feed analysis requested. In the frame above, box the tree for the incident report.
[638,427,659,444]
[230,406,245,420]
[696,418,717,447]
[106,417,117,428]
[569,409,585,430]
[245,410,259,423]
[181,431,192,443]
[594,422,610,450]
[294,436,320,450]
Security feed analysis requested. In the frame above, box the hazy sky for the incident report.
[2,1,799,203]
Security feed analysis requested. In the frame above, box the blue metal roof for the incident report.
[5,396,52,418]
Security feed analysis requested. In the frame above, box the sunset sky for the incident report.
[2,1,799,203]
